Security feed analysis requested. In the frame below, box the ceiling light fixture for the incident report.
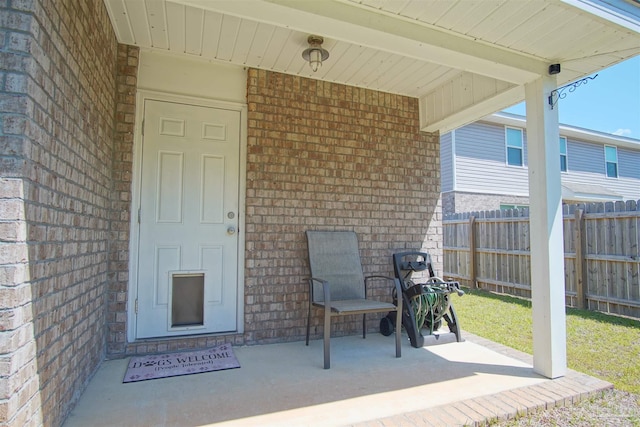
[302,35,329,72]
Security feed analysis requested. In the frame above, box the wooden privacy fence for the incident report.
[443,200,640,319]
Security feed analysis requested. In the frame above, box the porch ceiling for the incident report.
[103,0,640,132]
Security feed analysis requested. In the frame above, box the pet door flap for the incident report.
[169,272,205,328]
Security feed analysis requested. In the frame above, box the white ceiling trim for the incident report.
[174,0,548,84]
[561,0,640,33]
[103,0,136,44]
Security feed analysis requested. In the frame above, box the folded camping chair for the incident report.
[305,230,402,369]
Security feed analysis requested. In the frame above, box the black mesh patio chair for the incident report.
[305,230,402,369]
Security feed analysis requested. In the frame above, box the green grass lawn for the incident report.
[453,288,640,394]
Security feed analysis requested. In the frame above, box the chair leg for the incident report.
[362,314,366,339]
[395,307,402,358]
[306,300,311,346]
[323,309,331,369]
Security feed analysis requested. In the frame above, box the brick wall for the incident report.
[107,45,138,355]
[0,1,117,425]
[244,69,442,343]
[445,191,530,214]
[442,192,455,216]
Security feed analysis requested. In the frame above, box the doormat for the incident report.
[123,343,240,383]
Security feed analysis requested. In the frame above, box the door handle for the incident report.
[227,226,236,235]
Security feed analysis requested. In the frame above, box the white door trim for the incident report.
[127,90,247,342]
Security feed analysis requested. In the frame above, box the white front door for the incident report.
[136,99,240,338]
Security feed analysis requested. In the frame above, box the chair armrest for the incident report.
[309,277,331,306]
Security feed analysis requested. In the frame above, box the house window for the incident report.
[559,137,567,172]
[500,204,529,211]
[506,127,523,166]
[605,145,618,178]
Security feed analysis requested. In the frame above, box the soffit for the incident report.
[103,0,640,131]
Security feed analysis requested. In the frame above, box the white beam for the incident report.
[525,75,567,379]
[421,85,524,134]
[175,0,547,84]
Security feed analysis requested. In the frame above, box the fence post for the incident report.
[574,208,587,309]
[469,215,477,288]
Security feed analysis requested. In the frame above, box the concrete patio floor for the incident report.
[63,331,611,427]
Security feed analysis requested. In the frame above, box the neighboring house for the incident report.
[1,1,639,426]
[441,112,640,214]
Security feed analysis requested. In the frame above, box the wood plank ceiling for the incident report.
[104,0,640,132]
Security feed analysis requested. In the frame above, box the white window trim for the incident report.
[559,136,568,173]
[505,126,525,168]
[604,145,619,179]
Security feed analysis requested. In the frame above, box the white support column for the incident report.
[525,75,567,379]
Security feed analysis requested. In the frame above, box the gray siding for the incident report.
[566,138,604,174]
[445,120,640,202]
[619,148,640,180]
[453,122,529,196]
[440,132,453,191]
[564,139,640,200]
[616,148,640,199]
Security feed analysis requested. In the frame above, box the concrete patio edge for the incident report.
[357,331,613,426]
